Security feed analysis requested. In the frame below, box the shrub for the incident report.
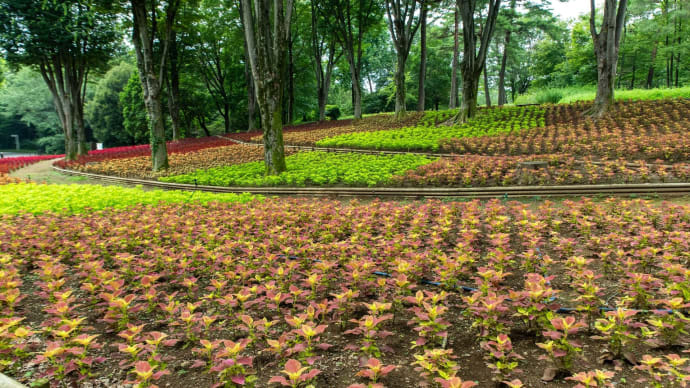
[535,90,564,104]
[326,105,341,121]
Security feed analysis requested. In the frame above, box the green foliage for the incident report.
[119,72,149,145]
[0,67,62,152]
[515,86,690,105]
[325,105,341,121]
[161,151,435,187]
[0,183,259,215]
[317,106,546,152]
[86,63,135,147]
[535,90,564,104]
[0,0,119,69]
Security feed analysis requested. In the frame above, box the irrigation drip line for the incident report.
[274,254,675,315]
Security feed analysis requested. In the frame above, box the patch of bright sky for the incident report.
[548,0,599,21]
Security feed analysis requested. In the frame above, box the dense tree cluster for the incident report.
[0,0,687,170]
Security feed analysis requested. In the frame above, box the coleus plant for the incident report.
[634,354,690,388]
[592,308,640,363]
[2,195,690,387]
[643,297,690,348]
[126,360,170,388]
[536,315,587,379]
[480,333,523,384]
[565,369,615,388]
[510,273,558,334]
[411,348,459,386]
[348,357,396,388]
[345,313,393,357]
[269,358,321,388]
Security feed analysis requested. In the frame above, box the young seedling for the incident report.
[481,334,523,383]
[537,315,587,379]
[565,370,615,388]
[351,358,396,387]
[269,358,321,388]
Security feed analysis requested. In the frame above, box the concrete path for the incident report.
[9,158,103,185]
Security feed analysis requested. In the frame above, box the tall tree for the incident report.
[192,0,237,134]
[239,0,292,174]
[496,0,516,105]
[588,0,627,117]
[385,0,421,118]
[311,0,342,121]
[417,0,429,111]
[130,0,180,171]
[166,30,182,140]
[0,0,118,160]
[454,0,501,123]
[449,5,460,109]
[328,0,381,119]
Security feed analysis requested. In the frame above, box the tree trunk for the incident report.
[197,115,211,137]
[223,103,231,133]
[130,0,171,171]
[497,40,509,105]
[497,0,514,106]
[675,8,681,87]
[167,30,181,140]
[458,68,479,122]
[258,88,287,175]
[287,26,294,124]
[394,51,407,118]
[449,7,460,109]
[454,0,502,123]
[39,54,87,160]
[483,63,491,107]
[145,83,169,171]
[417,2,428,112]
[352,73,363,119]
[589,0,628,118]
[591,45,616,117]
[243,41,257,132]
[240,0,290,174]
[75,104,88,155]
[629,51,636,89]
[646,43,657,88]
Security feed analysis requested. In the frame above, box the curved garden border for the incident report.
[53,165,690,198]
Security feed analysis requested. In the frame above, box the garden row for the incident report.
[63,145,287,179]
[0,155,63,174]
[0,183,259,214]
[55,134,259,169]
[159,151,690,188]
[1,197,689,387]
[245,112,424,147]
[316,106,548,152]
[441,99,690,163]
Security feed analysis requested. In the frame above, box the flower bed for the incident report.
[55,135,250,169]
[316,106,547,152]
[0,173,22,185]
[1,197,689,387]
[394,155,690,187]
[68,145,282,179]
[0,155,63,174]
[249,113,424,146]
[160,151,436,187]
[440,99,690,163]
[0,183,259,214]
